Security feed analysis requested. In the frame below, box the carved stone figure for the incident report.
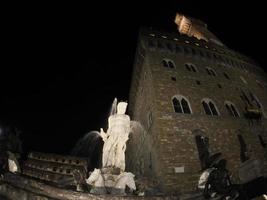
[7,151,20,174]
[72,169,85,192]
[101,102,130,172]
[112,172,136,195]
[86,168,106,194]
[86,99,136,195]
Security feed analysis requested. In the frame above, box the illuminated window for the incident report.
[225,101,240,117]
[202,99,219,116]
[172,95,192,114]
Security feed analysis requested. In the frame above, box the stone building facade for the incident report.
[126,19,267,194]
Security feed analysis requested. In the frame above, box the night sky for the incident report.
[1,1,266,154]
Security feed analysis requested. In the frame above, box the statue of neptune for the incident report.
[86,100,135,195]
[100,101,130,172]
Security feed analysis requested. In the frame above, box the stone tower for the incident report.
[126,13,267,194]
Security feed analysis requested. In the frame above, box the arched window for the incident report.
[240,76,247,84]
[225,101,240,117]
[185,63,197,72]
[206,67,216,76]
[162,59,175,69]
[202,99,219,116]
[250,93,266,118]
[250,93,262,109]
[162,60,168,68]
[172,95,192,114]
[168,61,175,69]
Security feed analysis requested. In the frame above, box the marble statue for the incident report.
[86,99,136,195]
[7,151,20,174]
[112,172,136,195]
[100,101,130,172]
[86,169,106,194]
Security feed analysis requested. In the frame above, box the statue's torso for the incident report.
[108,114,130,132]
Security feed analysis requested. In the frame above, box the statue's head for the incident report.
[117,102,127,114]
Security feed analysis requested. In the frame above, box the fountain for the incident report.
[86,99,136,195]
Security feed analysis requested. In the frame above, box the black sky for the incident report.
[1,1,266,154]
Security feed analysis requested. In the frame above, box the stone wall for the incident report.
[128,28,267,194]
[22,151,88,186]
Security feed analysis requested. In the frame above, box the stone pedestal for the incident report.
[86,167,136,195]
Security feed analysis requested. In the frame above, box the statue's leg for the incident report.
[115,143,126,171]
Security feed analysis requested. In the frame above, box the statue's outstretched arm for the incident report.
[99,128,108,142]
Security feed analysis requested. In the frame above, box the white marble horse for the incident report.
[86,169,106,194]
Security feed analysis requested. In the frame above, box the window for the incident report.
[258,135,266,148]
[157,41,164,50]
[183,46,192,55]
[148,111,153,128]
[206,67,216,76]
[148,40,155,48]
[240,90,251,106]
[256,80,264,89]
[162,60,168,68]
[240,76,247,84]
[202,99,219,116]
[171,76,176,81]
[185,63,197,72]
[196,80,201,85]
[195,134,210,170]
[166,43,173,52]
[225,101,240,117]
[168,61,175,69]
[250,94,266,117]
[237,134,249,162]
[223,72,230,80]
[172,96,192,114]
[162,59,175,69]
[175,45,182,54]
